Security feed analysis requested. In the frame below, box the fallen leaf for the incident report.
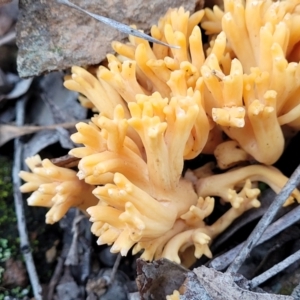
[56,269,82,300]
[191,266,293,300]
[29,72,86,126]
[3,77,32,99]
[136,258,189,300]
[50,154,80,168]
[136,259,294,300]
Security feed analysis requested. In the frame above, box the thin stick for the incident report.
[0,30,15,47]
[57,0,180,49]
[227,163,300,273]
[13,98,42,299]
[109,253,122,285]
[250,249,300,288]
[47,257,64,300]
[210,205,300,271]
[0,119,89,147]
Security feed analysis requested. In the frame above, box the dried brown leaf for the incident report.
[191,266,293,300]
[50,155,80,168]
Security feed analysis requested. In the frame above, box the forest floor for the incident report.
[2,1,300,299]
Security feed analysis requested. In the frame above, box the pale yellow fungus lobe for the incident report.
[19,155,98,224]
[166,290,181,300]
[214,140,250,169]
[196,165,300,207]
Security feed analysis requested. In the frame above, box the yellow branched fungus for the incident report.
[19,155,98,224]
[20,0,300,264]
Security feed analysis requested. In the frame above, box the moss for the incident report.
[0,239,12,263]
[0,285,31,300]
[258,182,269,193]
[0,156,19,260]
[0,156,14,225]
[0,155,62,296]
[279,285,296,296]
[0,156,24,294]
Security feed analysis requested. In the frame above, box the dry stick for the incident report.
[13,98,42,299]
[0,119,88,146]
[0,30,15,47]
[47,257,65,300]
[250,249,300,288]
[251,243,281,277]
[65,213,86,266]
[56,0,180,49]
[109,253,122,285]
[226,163,300,274]
[48,211,80,300]
[210,205,300,270]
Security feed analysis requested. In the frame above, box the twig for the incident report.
[227,163,300,273]
[57,0,180,49]
[65,211,86,266]
[0,119,89,146]
[47,256,65,300]
[13,98,42,299]
[251,243,281,277]
[98,253,122,287]
[209,205,300,270]
[109,254,122,285]
[250,249,300,288]
[0,30,15,47]
[78,224,93,283]
[48,210,79,299]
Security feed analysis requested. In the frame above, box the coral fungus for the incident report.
[20,0,300,264]
[19,155,98,224]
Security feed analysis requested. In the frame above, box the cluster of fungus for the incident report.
[20,0,300,265]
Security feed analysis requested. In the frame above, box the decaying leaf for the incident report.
[136,258,189,300]
[192,266,292,300]
[136,259,293,299]
[50,154,80,168]
[1,77,32,100]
